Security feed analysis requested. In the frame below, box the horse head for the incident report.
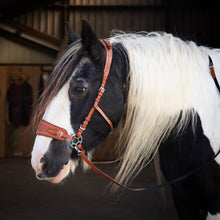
[31,20,128,183]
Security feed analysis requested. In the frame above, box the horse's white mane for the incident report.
[108,32,214,187]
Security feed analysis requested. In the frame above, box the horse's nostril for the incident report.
[40,157,45,163]
[37,172,46,179]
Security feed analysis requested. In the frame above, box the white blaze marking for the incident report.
[31,80,74,173]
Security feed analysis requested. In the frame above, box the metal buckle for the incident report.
[70,135,83,153]
[74,145,83,154]
[57,131,63,137]
[80,124,85,131]
[99,87,105,93]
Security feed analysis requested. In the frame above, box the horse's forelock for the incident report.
[33,43,82,129]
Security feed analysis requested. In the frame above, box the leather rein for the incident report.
[36,39,220,192]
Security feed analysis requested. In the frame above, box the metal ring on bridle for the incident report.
[70,135,83,149]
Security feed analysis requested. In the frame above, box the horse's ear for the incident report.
[66,22,80,45]
[81,20,104,60]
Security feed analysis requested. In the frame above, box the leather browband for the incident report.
[36,120,73,141]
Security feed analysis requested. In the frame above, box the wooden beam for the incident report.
[0,27,58,57]
[4,19,61,46]
[49,2,220,10]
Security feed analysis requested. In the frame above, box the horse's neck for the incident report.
[196,47,220,159]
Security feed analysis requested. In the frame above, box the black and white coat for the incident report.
[31,21,220,219]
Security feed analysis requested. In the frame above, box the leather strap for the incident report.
[78,149,144,191]
[209,56,220,93]
[36,120,73,141]
[95,106,113,130]
[76,39,113,137]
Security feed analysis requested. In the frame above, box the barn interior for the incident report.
[0,0,220,219]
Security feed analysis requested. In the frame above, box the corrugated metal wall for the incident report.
[10,0,220,48]
[13,0,165,39]
[165,4,220,47]
[68,0,164,38]
[14,9,63,39]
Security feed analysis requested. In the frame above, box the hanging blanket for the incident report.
[7,81,33,127]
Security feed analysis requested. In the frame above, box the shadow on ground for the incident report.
[0,159,180,220]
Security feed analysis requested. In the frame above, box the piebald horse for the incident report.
[31,20,220,219]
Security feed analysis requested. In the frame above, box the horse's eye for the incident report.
[74,87,87,94]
